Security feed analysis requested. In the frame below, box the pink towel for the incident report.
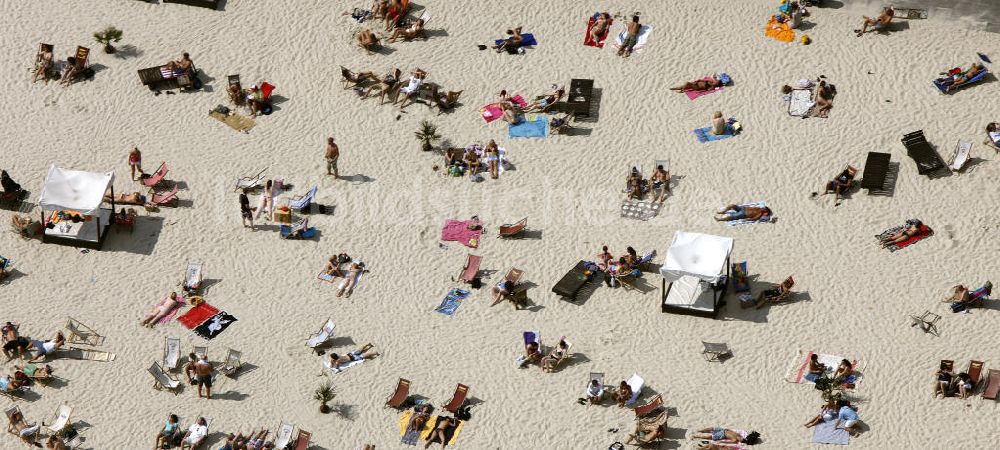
[684,77,723,100]
[480,96,527,123]
[441,219,483,248]
[154,295,184,325]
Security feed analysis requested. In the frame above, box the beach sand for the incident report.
[2,0,1000,448]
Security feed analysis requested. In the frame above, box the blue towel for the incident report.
[812,418,850,445]
[435,288,470,316]
[509,115,549,138]
[280,225,317,238]
[693,126,734,143]
[494,33,537,47]
[933,69,989,93]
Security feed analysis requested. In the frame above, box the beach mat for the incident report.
[509,115,548,138]
[177,303,219,329]
[209,111,255,133]
[786,350,864,388]
[399,410,434,445]
[611,25,652,53]
[788,89,814,117]
[153,295,184,326]
[193,311,237,340]
[876,222,933,252]
[685,77,723,100]
[813,419,850,445]
[694,126,735,143]
[57,347,116,362]
[441,219,482,248]
[494,33,537,48]
[435,288,470,316]
[620,199,661,221]
[584,15,613,48]
[720,201,774,226]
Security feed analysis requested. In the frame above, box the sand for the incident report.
[2,0,1000,448]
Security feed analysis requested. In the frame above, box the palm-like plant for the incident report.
[93,26,124,54]
[314,382,337,413]
[414,120,441,151]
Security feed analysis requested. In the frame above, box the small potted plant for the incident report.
[93,26,124,54]
[414,120,441,152]
[314,382,336,414]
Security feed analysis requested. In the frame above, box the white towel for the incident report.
[611,24,653,53]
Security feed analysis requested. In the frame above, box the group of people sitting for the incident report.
[32,45,87,86]
[803,399,862,436]
[595,246,646,288]
[934,361,976,399]
[322,253,366,297]
[154,414,209,450]
[625,165,670,202]
[219,428,278,450]
[227,82,272,117]
[518,337,569,372]
[443,141,503,179]
[493,86,566,126]
[3,323,64,364]
[344,67,462,111]
[808,356,858,388]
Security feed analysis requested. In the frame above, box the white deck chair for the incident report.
[306,319,336,349]
[220,348,242,377]
[625,373,645,406]
[182,261,203,293]
[517,331,540,367]
[274,421,295,448]
[192,346,208,362]
[587,372,605,399]
[45,404,72,435]
[163,337,181,371]
[951,140,972,172]
[234,169,266,192]
[149,362,181,393]
[65,317,104,346]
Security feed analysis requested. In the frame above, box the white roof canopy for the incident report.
[38,165,115,215]
[659,231,734,284]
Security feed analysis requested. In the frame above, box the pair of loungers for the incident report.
[5,404,78,447]
[385,379,469,414]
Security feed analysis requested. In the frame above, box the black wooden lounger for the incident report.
[163,0,220,9]
[860,152,891,192]
[552,261,594,301]
[901,130,946,176]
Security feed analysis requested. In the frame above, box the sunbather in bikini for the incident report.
[105,191,147,205]
[500,102,523,124]
[814,80,834,117]
[540,340,568,372]
[424,416,456,449]
[880,219,924,248]
[33,46,53,84]
[494,27,524,53]
[804,400,838,428]
[485,140,500,179]
[408,404,432,432]
[524,87,564,112]
[357,28,380,51]
[596,246,614,271]
[389,19,424,42]
[821,166,855,205]
[942,63,986,92]
[614,380,632,407]
[953,372,974,399]
[431,85,462,111]
[589,13,611,43]
[714,204,771,222]
[141,292,181,328]
[670,77,722,92]
[834,359,856,387]
[337,262,365,297]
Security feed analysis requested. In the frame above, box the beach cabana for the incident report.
[660,231,733,318]
[38,165,115,250]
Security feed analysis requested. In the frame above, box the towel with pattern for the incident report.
[435,288,470,316]
[876,220,933,252]
[719,201,774,226]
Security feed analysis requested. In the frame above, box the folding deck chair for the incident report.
[968,360,985,391]
[625,373,645,407]
[234,169,266,192]
[181,261,203,294]
[950,140,972,172]
[62,46,90,85]
[274,422,295,449]
[498,217,528,238]
[755,276,795,309]
[910,310,942,335]
[280,218,316,239]
[491,268,526,307]
[288,186,318,212]
[228,74,245,105]
[385,378,411,409]
[701,341,732,362]
[142,162,169,189]
[518,331,540,367]
[65,317,104,346]
[306,318,336,350]
[45,404,72,436]
[219,348,243,377]
[293,430,312,450]
[443,383,469,413]
[587,372,605,402]
[983,369,1000,400]
[544,336,572,371]
[340,66,372,89]
[5,405,35,442]
[457,254,481,283]
[148,185,179,207]
[149,362,181,393]
[633,394,663,418]
[163,337,181,371]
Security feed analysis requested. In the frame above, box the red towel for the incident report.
[177,303,219,329]
[891,225,933,250]
[584,17,613,48]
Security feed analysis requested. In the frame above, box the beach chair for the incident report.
[192,346,208,362]
[902,130,946,176]
[893,7,927,19]
[457,254,481,283]
[625,373,645,406]
[234,169,266,192]
[587,372,605,401]
[149,362,181,393]
[860,152,892,193]
[950,140,972,172]
[148,185,179,207]
[385,378,411,409]
[731,261,750,293]
[219,348,242,377]
[443,383,469,413]
[517,330,541,367]
[966,282,993,309]
[340,66,371,89]
[552,261,596,301]
[983,369,1000,400]
[280,218,316,239]
[968,360,985,391]
[292,430,312,450]
[548,114,572,135]
[62,46,90,85]
[227,74,244,105]
[755,276,795,309]
[142,162,169,188]
[701,341,732,362]
[933,55,991,94]
[45,404,72,436]
[306,318,336,350]
[274,422,295,449]
[910,310,942,336]
[5,405,35,442]
[824,165,858,194]
[289,186,317,212]
[181,261,203,294]
[163,337,181,371]
[633,394,663,418]
[65,317,104,346]
[498,217,527,238]
[492,268,526,307]
[18,364,53,387]
[546,336,573,371]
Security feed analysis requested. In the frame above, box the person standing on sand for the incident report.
[128,147,142,181]
[194,354,214,399]
[239,189,254,230]
[326,137,340,178]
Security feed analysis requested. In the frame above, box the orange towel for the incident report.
[764,17,795,43]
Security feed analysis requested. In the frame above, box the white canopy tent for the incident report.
[660,231,734,318]
[39,165,116,249]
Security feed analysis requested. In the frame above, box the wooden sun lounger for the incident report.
[982,369,1000,400]
[860,152,891,192]
[385,378,410,409]
[902,130,946,176]
[443,383,469,413]
[968,360,985,390]
[552,261,595,301]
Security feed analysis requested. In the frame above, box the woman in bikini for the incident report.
[494,26,524,53]
[128,147,142,180]
[388,19,424,42]
[484,140,500,179]
[714,204,771,222]
[337,262,365,297]
[614,381,632,407]
[141,292,180,328]
[670,77,722,92]
[424,417,455,449]
[596,246,614,271]
[463,149,481,178]
[589,13,611,43]
[880,220,923,247]
[540,340,568,372]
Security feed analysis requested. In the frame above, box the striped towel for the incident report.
[719,202,774,227]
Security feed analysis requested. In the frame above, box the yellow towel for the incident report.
[764,17,795,43]
[447,419,465,445]
[209,111,256,132]
[397,412,465,444]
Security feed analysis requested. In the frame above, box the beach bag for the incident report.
[719,73,732,85]
[743,431,761,445]
[470,277,482,289]
[455,406,472,421]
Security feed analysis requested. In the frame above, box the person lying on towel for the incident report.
[879,219,924,248]
[388,18,424,42]
[714,204,772,222]
[493,26,525,54]
[589,12,612,43]
[328,343,380,370]
[618,16,641,57]
[937,63,986,92]
[670,76,722,93]
[105,191,149,206]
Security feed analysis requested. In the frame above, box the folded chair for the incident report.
[950,140,972,172]
[633,393,663,418]
[149,362,181,393]
[701,341,732,362]
[234,169,266,192]
[983,369,1000,400]
[292,430,312,450]
[163,337,181,371]
[910,310,942,336]
[219,348,242,377]
[289,186,318,212]
[385,378,411,409]
[306,318,336,350]
[457,254,481,283]
[65,317,104,346]
[498,218,527,238]
[274,422,295,449]
[443,383,469,413]
[45,404,72,436]
[755,276,794,309]
[228,74,245,105]
[142,162,169,188]
[625,373,645,406]
[148,185,179,207]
